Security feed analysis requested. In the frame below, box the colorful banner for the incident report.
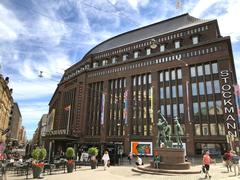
[100,93,105,125]
[131,141,153,156]
[47,109,55,131]
[150,87,153,122]
[234,84,240,123]
[123,90,128,124]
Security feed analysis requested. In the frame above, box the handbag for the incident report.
[107,160,110,167]
[202,165,206,173]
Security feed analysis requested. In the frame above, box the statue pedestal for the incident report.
[152,148,190,170]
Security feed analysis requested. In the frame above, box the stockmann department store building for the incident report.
[45,13,239,160]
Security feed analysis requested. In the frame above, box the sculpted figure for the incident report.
[157,110,171,147]
[174,117,183,148]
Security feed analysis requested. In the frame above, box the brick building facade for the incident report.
[45,14,239,159]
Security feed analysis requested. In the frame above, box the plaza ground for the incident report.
[7,162,240,180]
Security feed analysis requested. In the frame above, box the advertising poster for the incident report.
[131,141,153,156]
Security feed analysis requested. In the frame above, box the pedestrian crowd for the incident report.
[222,150,240,176]
[201,149,240,179]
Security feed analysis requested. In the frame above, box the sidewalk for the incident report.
[7,162,240,180]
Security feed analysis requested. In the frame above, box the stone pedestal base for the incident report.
[152,148,190,170]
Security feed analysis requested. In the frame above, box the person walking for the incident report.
[223,150,232,172]
[102,151,110,170]
[231,151,240,176]
[128,152,133,164]
[0,159,7,180]
[202,150,212,179]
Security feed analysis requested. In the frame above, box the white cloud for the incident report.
[19,102,49,139]
[10,79,57,101]
[190,0,220,17]
[217,0,240,43]
[127,0,149,11]
[28,16,69,46]
[19,102,49,123]
[0,4,25,41]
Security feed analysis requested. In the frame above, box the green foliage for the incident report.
[32,147,40,160]
[66,147,75,159]
[87,147,98,156]
[32,147,47,161]
[39,148,47,161]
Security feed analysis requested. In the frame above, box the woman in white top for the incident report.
[135,156,143,166]
[102,151,110,170]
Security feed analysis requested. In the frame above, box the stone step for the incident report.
[134,165,201,175]
[132,167,177,176]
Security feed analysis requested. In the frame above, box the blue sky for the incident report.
[0,0,239,139]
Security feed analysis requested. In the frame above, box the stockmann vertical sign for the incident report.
[220,70,238,137]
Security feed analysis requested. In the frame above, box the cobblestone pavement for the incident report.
[7,163,240,180]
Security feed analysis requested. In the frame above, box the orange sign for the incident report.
[131,142,152,156]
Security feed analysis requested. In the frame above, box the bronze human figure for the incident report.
[174,116,183,148]
[156,110,172,147]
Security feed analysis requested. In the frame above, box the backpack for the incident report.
[223,154,227,161]
[232,155,240,164]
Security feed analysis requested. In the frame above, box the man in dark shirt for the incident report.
[223,150,232,172]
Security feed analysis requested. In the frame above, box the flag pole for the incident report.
[66,106,71,134]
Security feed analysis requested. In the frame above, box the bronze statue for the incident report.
[174,116,183,148]
[157,110,172,147]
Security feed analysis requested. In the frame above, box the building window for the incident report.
[204,64,211,75]
[175,41,180,48]
[210,124,217,135]
[195,124,201,136]
[193,102,199,115]
[192,83,197,96]
[143,75,147,84]
[171,70,176,80]
[93,62,98,68]
[138,76,141,85]
[179,103,184,114]
[166,87,170,98]
[165,71,169,81]
[160,105,165,116]
[208,101,214,115]
[134,51,140,58]
[192,36,199,44]
[160,44,165,52]
[159,72,163,82]
[133,77,136,86]
[160,87,164,99]
[202,124,209,136]
[112,57,117,64]
[218,123,225,135]
[178,85,183,97]
[197,65,203,76]
[177,69,182,79]
[167,105,171,116]
[206,81,212,94]
[123,54,128,61]
[190,66,196,77]
[212,63,218,74]
[216,100,223,114]
[199,82,205,95]
[173,104,177,116]
[172,86,176,98]
[146,48,151,55]
[214,80,220,93]
[200,101,207,115]
[148,74,152,84]
[102,60,108,66]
